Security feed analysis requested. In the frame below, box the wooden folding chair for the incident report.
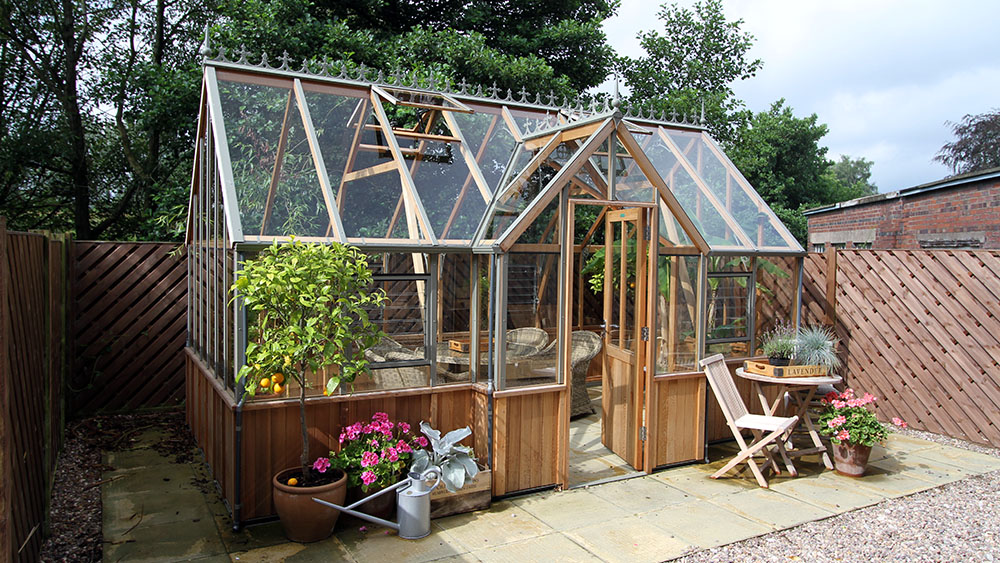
[700,354,799,488]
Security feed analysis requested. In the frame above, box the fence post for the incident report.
[0,217,12,561]
[824,246,838,326]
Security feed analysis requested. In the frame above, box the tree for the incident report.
[620,0,762,143]
[728,100,871,244]
[831,155,877,197]
[935,109,1000,175]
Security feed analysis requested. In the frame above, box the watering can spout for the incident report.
[312,466,442,540]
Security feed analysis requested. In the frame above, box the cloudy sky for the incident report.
[601,0,1000,192]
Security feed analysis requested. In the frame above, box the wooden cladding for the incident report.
[72,241,188,414]
[649,375,705,467]
[492,389,565,496]
[805,249,1000,447]
[186,352,486,521]
[0,224,70,562]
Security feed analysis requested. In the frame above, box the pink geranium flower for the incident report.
[823,391,839,403]
[397,439,412,453]
[842,388,855,400]
[415,436,429,447]
[313,457,331,473]
[836,429,850,442]
[399,422,411,433]
[361,451,379,467]
[892,417,908,428]
[361,470,377,486]
[832,399,847,409]
[382,447,399,462]
[827,415,846,429]
[373,412,389,424]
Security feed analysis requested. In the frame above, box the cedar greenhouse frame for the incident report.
[185,49,805,526]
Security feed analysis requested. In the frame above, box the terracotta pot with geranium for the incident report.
[312,412,427,521]
[817,388,907,476]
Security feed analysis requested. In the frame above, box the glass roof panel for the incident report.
[216,78,290,235]
[375,86,471,112]
[485,140,575,239]
[400,138,487,240]
[451,109,519,192]
[613,138,692,248]
[665,129,798,250]
[515,193,560,244]
[636,131,744,249]
[338,111,415,240]
[303,91,368,209]
[265,104,328,236]
[507,107,560,138]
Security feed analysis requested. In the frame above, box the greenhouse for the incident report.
[185,50,805,525]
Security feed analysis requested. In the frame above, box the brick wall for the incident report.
[807,179,1000,250]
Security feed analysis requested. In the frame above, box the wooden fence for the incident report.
[803,249,1000,447]
[71,242,188,414]
[0,219,70,562]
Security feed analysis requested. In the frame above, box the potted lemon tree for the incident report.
[234,238,387,542]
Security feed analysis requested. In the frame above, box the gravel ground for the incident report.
[674,428,1000,563]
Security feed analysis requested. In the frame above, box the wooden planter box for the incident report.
[744,361,828,378]
[429,469,492,519]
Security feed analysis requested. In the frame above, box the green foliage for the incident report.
[620,0,761,144]
[411,422,479,493]
[831,155,878,197]
[794,325,841,371]
[235,239,387,397]
[728,100,876,244]
[323,412,420,491]
[934,109,1000,175]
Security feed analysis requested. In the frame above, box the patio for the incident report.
[101,421,1000,562]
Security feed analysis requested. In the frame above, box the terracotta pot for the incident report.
[832,443,872,477]
[272,467,347,542]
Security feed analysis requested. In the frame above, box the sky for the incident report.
[600,0,1000,192]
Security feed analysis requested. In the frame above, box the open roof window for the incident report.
[373,85,472,114]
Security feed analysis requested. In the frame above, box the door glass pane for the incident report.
[654,255,699,373]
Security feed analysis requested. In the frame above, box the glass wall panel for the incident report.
[705,256,753,358]
[436,253,473,384]
[503,253,560,388]
[487,142,574,239]
[654,255,699,373]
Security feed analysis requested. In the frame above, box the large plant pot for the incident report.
[272,467,347,542]
[832,443,872,477]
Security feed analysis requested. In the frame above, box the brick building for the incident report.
[804,167,1000,251]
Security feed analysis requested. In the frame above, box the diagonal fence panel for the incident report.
[71,242,188,414]
[802,249,1000,447]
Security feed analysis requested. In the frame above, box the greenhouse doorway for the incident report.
[565,200,656,487]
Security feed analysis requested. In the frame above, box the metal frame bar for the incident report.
[372,84,474,114]
[205,66,245,243]
[495,253,508,389]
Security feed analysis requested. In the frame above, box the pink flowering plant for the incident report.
[817,388,906,447]
[313,412,423,492]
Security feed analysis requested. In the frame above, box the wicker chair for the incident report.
[569,331,602,418]
[505,327,549,357]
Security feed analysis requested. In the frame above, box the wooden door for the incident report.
[602,207,648,469]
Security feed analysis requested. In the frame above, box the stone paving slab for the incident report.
[639,499,774,549]
[510,488,629,531]
[563,515,695,563]
[709,488,834,529]
[768,471,887,512]
[649,465,758,498]
[432,500,552,551]
[585,475,695,513]
[471,533,600,562]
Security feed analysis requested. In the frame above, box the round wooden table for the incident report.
[735,368,843,472]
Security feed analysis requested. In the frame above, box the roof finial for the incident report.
[700,99,706,125]
[198,24,211,58]
[612,72,621,109]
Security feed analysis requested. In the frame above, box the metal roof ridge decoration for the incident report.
[200,44,707,131]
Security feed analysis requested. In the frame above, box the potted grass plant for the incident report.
[795,325,842,373]
[233,238,387,542]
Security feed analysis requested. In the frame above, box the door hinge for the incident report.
[639,426,647,441]
[641,326,649,341]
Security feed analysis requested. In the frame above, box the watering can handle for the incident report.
[422,467,442,494]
